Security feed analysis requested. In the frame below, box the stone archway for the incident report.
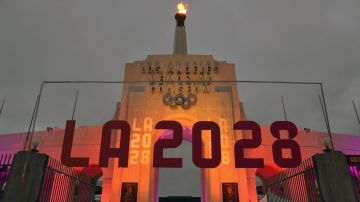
[109,113,249,201]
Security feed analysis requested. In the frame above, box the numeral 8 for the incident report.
[271,121,301,168]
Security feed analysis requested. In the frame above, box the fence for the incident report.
[347,155,360,201]
[265,158,320,202]
[0,154,13,200]
[39,157,96,202]
[349,165,360,201]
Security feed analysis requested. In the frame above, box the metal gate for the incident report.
[0,154,12,200]
[347,155,360,201]
[265,158,320,202]
[39,156,96,202]
[349,165,360,201]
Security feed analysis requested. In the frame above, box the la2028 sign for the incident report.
[61,120,301,168]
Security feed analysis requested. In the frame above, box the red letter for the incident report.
[61,120,89,167]
[153,121,183,168]
[234,121,264,168]
[271,121,301,168]
[192,121,221,168]
[99,120,131,167]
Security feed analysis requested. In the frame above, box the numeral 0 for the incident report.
[192,121,221,168]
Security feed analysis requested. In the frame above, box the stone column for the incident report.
[1,151,48,202]
[173,13,187,55]
[312,151,358,202]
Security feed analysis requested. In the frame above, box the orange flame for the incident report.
[177,2,188,14]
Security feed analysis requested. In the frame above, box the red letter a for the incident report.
[99,120,131,167]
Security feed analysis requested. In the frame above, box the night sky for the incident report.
[0,0,359,197]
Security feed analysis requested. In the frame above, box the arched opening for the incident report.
[159,141,200,197]
[94,176,103,202]
[255,162,283,201]
[154,127,205,202]
[256,175,266,201]
[80,165,103,202]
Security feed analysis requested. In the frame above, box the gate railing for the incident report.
[39,157,96,202]
[0,154,13,200]
[265,158,320,202]
[347,155,360,201]
[349,165,360,201]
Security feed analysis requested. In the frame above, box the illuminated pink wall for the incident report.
[0,125,359,201]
